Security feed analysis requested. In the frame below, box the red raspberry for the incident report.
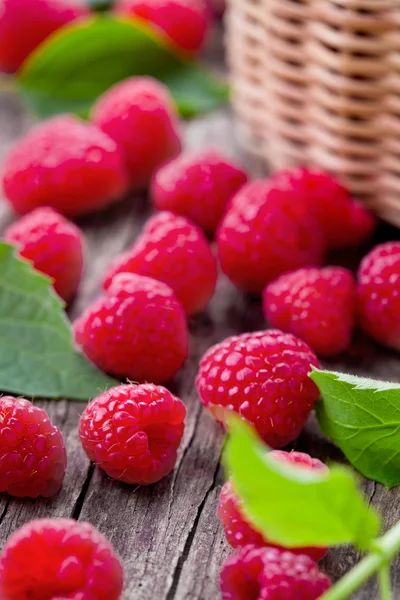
[80,383,186,484]
[0,0,89,74]
[218,451,328,561]
[0,518,123,600]
[4,207,84,302]
[275,167,376,250]
[217,180,324,294]
[196,330,320,448]
[263,267,357,357]
[151,150,248,234]
[103,211,218,315]
[358,241,400,351]
[115,0,210,53]
[2,115,128,217]
[91,77,182,188]
[220,545,331,600]
[74,273,189,383]
[0,396,66,498]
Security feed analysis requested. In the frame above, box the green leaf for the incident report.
[311,368,400,489]
[224,418,380,551]
[0,242,117,400]
[18,16,229,119]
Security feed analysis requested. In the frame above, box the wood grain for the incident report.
[0,30,400,600]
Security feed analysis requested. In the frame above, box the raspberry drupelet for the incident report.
[0,0,89,74]
[0,396,66,498]
[0,518,123,600]
[151,149,248,234]
[358,241,400,351]
[80,383,186,485]
[274,167,376,251]
[263,267,357,357]
[217,180,324,294]
[196,330,320,448]
[220,545,331,600]
[103,211,218,315]
[91,77,182,188]
[218,450,328,561]
[2,115,128,217]
[115,0,210,53]
[74,273,189,383]
[4,207,85,303]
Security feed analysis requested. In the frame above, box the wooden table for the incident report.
[0,29,400,600]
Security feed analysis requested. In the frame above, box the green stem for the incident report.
[321,521,400,600]
[378,565,392,600]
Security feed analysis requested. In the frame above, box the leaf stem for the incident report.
[378,565,392,600]
[320,521,400,600]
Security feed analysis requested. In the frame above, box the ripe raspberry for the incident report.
[115,0,210,53]
[4,207,84,302]
[218,451,328,561]
[91,77,182,188]
[217,180,324,294]
[80,383,186,484]
[0,518,123,600]
[151,150,248,234]
[263,267,357,357]
[275,167,376,250]
[358,241,400,351]
[0,396,66,498]
[2,115,128,217]
[103,211,218,315]
[0,0,89,74]
[220,545,331,600]
[196,330,320,448]
[74,273,189,383]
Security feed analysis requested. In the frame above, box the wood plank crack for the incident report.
[0,500,10,526]
[166,457,221,600]
[71,463,95,520]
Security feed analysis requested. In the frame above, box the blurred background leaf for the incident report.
[18,15,229,119]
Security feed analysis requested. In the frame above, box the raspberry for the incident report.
[0,518,123,600]
[4,207,85,302]
[80,383,186,484]
[217,180,324,294]
[103,211,218,315]
[275,167,376,250]
[196,330,320,447]
[91,77,182,188]
[0,0,89,74]
[151,150,248,234]
[358,241,400,351]
[74,273,189,383]
[218,450,328,561]
[263,267,357,357]
[0,396,66,498]
[115,0,210,53]
[2,115,128,217]
[220,545,331,600]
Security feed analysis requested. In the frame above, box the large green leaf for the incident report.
[18,16,229,119]
[0,243,117,400]
[224,418,380,551]
[312,368,400,489]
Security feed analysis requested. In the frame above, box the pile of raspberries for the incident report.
[0,0,399,598]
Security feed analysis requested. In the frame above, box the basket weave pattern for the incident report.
[226,0,400,225]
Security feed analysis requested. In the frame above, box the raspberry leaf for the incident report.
[224,418,380,551]
[0,243,117,400]
[17,16,229,119]
[311,368,400,489]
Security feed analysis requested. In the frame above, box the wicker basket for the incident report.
[226,0,400,226]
